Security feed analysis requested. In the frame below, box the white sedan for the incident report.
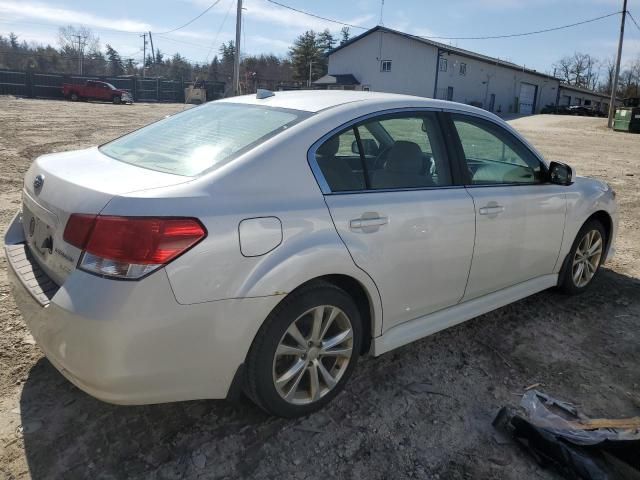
[4,91,617,417]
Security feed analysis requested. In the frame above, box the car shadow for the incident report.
[18,268,640,479]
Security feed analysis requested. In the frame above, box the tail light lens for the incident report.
[63,214,206,279]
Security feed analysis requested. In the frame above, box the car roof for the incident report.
[217,90,484,115]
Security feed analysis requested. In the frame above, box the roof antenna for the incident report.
[379,0,384,26]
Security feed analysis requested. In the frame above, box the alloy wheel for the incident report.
[572,229,603,288]
[272,305,354,405]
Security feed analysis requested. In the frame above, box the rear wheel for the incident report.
[244,281,362,417]
[558,219,606,294]
[70,92,79,101]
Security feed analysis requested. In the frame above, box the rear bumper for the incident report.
[5,212,281,404]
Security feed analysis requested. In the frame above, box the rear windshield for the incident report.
[100,102,309,176]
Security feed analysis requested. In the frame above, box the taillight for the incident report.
[63,214,206,280]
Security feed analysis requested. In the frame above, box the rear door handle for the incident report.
[479,205,505,215]
[350,216,388,229]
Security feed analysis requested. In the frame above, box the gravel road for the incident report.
[0,98,639,480]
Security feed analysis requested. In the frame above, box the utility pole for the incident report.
[148,31,155,65]
[140,33,147,78]
[73,34,84,75]
[608,0,627,128]
[233,0,242,96]
[308,60,313,87]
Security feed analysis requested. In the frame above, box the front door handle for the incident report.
[479,205,505,216]
[350,216,389,229]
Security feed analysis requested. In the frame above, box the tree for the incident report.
[124,58,136,75]
[9,32,19,49]
[553,52,599,89]
[318,29,335,53]
[340,27,350,45]
[289,30,324,83]
[155,49,164,64]
[208,56,220,81]
[105,44,124,76]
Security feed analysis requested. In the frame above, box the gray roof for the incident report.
[313,73,360,86]
[559,83,612,99]
[328,26,560,82]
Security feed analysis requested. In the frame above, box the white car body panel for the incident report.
[4,91,618,404]
[462,185,567,301]
[325,189,475,331]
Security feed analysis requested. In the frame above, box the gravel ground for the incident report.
[0,98,639,480]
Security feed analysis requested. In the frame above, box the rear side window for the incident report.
[100,103,309,176]
[314,112,452,192]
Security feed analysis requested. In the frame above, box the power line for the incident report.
[628,11,640,34]
[205,0,235,63]
[264,0,368,30]
[155,0,223,35]
[420,11,621,40]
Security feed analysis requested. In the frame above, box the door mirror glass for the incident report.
[548,161,573,185]
[352,138,379,156]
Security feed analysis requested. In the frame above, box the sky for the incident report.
[1,0,639,76]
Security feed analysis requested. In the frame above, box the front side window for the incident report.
[315,112,453,192]
[452,114,543,185]
[101,103,308,176]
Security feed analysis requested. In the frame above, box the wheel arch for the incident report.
[587,210,613,256]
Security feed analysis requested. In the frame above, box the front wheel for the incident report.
[244,281,362,417]
[558,219,606,294]
[112,95,122,104]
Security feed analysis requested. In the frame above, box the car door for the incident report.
[311,111,476,332]
[85,81,98,98]
[96,82,110,100]
[446,112,566,301]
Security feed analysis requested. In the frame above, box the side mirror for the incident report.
[548,161,574,185]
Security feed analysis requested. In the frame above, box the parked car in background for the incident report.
[62,80,133,104]
[4,91,617,417]
[568,105,607,117]
[541,104,570,115]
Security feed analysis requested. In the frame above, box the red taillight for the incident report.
[63,214,97,249]
[63,215,206,279]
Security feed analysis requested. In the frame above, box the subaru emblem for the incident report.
[33,174,44,192]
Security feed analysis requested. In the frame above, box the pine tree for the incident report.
[340,27,350,46]
[105,44,124,76]
[289,30,323,83]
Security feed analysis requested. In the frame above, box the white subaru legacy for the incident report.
[5,91,617,417]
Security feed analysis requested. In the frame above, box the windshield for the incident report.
[100,102,309,176]
[104,82,116,89]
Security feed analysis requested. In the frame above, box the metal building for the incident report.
[317,26,561,115]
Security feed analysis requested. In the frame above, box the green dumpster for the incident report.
[613,107,640,133]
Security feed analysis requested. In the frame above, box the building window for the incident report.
[439,58,448,72]
[362,85,371,91]
[381,60,392,72]
[459,63,466,75]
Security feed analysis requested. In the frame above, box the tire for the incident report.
[70,92,79,102]
[112,95,122,104]
[244,281,362,417]
[558,219,606,294]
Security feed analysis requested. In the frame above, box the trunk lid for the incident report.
[22,147,191,285]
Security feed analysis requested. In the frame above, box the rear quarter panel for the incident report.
[100,108,386,334]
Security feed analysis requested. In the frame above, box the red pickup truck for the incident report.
[62,80,133,104]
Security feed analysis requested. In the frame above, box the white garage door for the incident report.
[519,83,537,115]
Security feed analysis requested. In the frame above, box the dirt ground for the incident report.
[0,97,639,480]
